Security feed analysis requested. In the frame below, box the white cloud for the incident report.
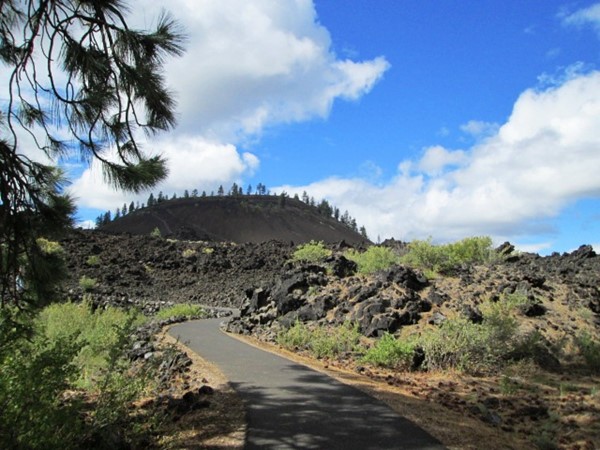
[275,70,600,247]
[132,0,389,141]
[562,2,600,36]
[67,0,389,210]
[70,137,259,209]
[460,120,500,138]
[417,146,467,176]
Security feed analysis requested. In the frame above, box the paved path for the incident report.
[170,318,445,450]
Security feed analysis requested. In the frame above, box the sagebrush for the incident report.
[345,246,399,274]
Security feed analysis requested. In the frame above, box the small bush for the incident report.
[182,248,197,259]
[574,331,600,372]
[36,237,64,255]
[86,255,100,266]
[277,321,362,359]
[417,294,536,373]
[277,320,312,349]
[150,227,162,238]
[362,332,415,369]
[1,302,149,449]
[38,301,145,388]
[401,236,496,274]
[0,333,83,448]
[419,317,492,372]
[292,241,332,262]
[345,246,399,274]
[310,322,362,359]
[400,238,446,272]
[79,275,97,292]
[154,303,206,321]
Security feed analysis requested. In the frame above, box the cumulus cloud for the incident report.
[131,0,389,141]
[562,2,600,36]
[68,0,389,209]
[417,146,467,176]
[460,120,500,138]
[276,70,600,247]
[70,137,260,209]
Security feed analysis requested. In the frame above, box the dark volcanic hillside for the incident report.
[101,195,369,244]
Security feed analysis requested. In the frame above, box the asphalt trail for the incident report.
[170,318,445,450]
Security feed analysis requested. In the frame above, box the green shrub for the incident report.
[400,238,447,273]
[79,275,97,292]
[417,294,530,373]
[419,317,492,372]
[36,237,64,256]
[182,248,197,258]
[154,303,206,321]
[86,255,100,266]
[401,236,496,274]
[574,331,600,372]
[345,246,400,274]
[150,227,162,238]
[362,332,415,369]
[292,240,332,262]
[310,322,362,359]
[277,320,313,349]
[447,236,495,266]
[0,302,149,448]
[277,321,362,359]
[38,301,145,388]
[0,333,83,449]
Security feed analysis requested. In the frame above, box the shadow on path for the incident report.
[170,319,445,450]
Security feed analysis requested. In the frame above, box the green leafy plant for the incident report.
[292,241,332,262]
[86,255,101,266]
[499,375,520,395]
[79,275,98,292]
[574,331,600,372]
[38,301,145,388]
[401,236,496,274]
[362,332,415,369]
[181,248,197,259]
[154,303,206,321]
[345,246,400,274]
[277,321,362,359]
[0,302,150,449]
[416,294,545,373]
[310,322,362,359]
[0,332,83,449]
[150,227,162,238]
[277,320,313,349]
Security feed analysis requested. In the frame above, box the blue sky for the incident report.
[58,1,600,254]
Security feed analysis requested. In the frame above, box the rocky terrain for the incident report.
[60,230,600,449]
[60,229,295,311]
[228,244,600,347]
